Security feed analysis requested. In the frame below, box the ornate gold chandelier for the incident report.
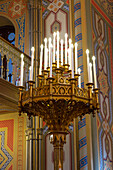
[18,32,99,170]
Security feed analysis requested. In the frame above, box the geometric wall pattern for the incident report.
[42,0,70,39]
[0,120,14,170]
[0,114,26,170]
[91,0,113,169]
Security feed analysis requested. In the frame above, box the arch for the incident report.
[0,14,19,47]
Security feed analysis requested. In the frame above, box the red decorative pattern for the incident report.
[0,119,14,152]
[91,0,113,27]
[8,0,26,18]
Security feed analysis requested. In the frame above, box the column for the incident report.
[54,142,59,170]
[32,116,36,170]
[25,129,30,170]
[0,56,3,78]
[6,59,9,81]
[39,117,43,170]
[11,62,15,84]
[29,128,33,170]
[36,116,39,170]
[60,143,63,170]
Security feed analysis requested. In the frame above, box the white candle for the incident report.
[29,66,31,80]
[92,56,97,88]
[61,39,63,66]
[50,45,53,77]
[44,38,47,70]
[86,49,90,82]
[57,31,59,68]
[65,33,68,64]
[71,44,74,78]
[89,63,93,83]
[46,48,49,68]
[49,37,52,67]
[30,47,35,80]
[75,42,78,74]
[69,39,72,70]
[67,48,70,65]
[39,44,43,75]
[20,53,24,86]
[78,68,81,88]
[53,32,56,63]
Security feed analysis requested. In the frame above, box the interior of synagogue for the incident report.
[0,0,113,170]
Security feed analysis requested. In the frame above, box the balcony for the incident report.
[0,36,31,113]
[0,36,31,86]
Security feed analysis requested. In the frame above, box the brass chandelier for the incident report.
[18,32,99,170]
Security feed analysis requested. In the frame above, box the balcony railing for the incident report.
[0,36,31,88]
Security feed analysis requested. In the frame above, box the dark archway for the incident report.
[0,16,15,45]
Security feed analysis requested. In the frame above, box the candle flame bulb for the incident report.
[31,46,35,52]
[41,44,43,49]
[53,32,56,36]
[86,49,89,54]
[89,63,92,67]
[21,53,24,58]
[44,38,47,42]
[78,68,81,74]
[65,33,68,37]
[92,55,96,61]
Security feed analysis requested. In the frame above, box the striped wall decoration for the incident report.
[74,0,84,87]
[74,1,88,169]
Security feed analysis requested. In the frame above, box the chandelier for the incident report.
[18,32,99,170]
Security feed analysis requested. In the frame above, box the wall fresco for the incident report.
[0,0,27,52]
[92,3,113,169]
[0,113,26,170]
